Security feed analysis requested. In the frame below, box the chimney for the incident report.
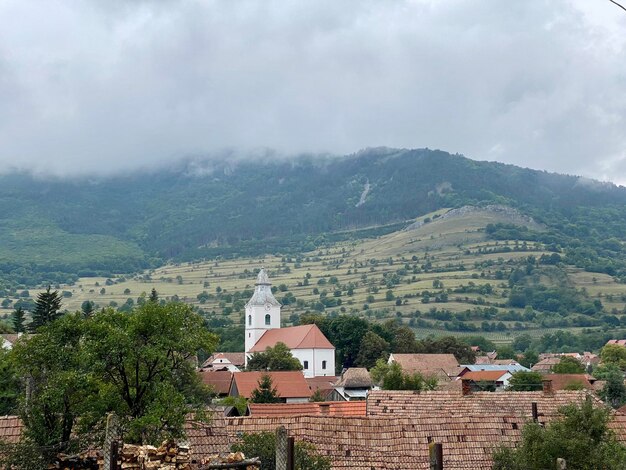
[319,403,330,416]
[461,379,472,396]
[542,379,553,395]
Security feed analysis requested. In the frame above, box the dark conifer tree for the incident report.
[29,286,62,331]
[149,288,159,302]
[81,300,95,317]
[11,306,26,333]
[250,374,280,403]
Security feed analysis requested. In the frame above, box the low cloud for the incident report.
[0,0,624,180]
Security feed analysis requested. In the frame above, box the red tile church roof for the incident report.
[249,324,333,352]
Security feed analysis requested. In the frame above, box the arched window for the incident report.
[322,360,327,370]
[248,315,252,326]
[303,361,309,369]
[265,314,271,325]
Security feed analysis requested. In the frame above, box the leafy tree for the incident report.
[0,348,20,415]
[416,336,476,364]
[355,331,389,369]
[599,370,626,409]
[391,325,418,353]
[246,342,303,371]
[29,286,62,332]
[592,362,623,380]
[370,359,438,391]
[600,344,626,370]
[493,398,626,469]
[507,371,544,391]
[553,356,585,374]
[463,335,496,353]
[512,333,532,352]
[11,306,26,333]
[11,302,218,457]
[518,350,539,369]
[232,432,331,470]
[250,374,280,404]
[496,345,517,360]
[219,396,248,415]
[309,389,326,402]
[83,302,217,443]
[80,300,95,317]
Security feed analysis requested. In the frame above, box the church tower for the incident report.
[244,268,281,357]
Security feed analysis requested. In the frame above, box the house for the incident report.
[305,375,339,400]
[538,352,599,369]
[543,374,595,391]
[607,339,626,347]
[329,368,373,401]
[387,353,461,380]
[461,370,513,391]
[229,371,311,403]
[1,333,25,350]
[244,269,335,377]
[248,401,366,417]
[200,352,245,372]
[458,363,529,377]
[185,388,626,469]
[531,357,562,373]
[197,370,233,397]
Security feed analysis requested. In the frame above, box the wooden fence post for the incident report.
[429,442,443,470]
[276,426,288,470]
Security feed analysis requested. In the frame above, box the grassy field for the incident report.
[3,206,625,345]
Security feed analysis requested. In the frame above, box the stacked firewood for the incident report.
[116,440,191,469]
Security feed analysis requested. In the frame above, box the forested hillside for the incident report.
[1,147,626,287]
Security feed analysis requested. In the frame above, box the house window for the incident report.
[303,361,309,369]
[322,360,327,370]
[265,314,271,325]
[248,315,252,326]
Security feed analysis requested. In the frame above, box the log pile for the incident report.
[51,442,259,469]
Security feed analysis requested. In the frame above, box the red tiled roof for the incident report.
[607,340,626,347]
[462,370,510,382]
[306,376,338,399]
[249,325,333,352]
[201,352,246,368]
[390,353,460,378]
[531,357,561,372]
[544,374,593,391]
[0,416,22,444]
[186,397,626,470]
[198,370,233,395]
[249,401,366,417]
[231,371,311,399]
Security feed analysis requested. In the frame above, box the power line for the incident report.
[609,0,626,13]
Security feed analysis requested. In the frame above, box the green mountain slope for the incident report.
[1,147,626,286]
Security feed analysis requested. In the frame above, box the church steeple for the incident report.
[245,268,281,357]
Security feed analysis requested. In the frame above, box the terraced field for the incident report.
[4,206,625,346]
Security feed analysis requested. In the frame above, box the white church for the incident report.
[245,268,336,378]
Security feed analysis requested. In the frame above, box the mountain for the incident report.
[1,147,626,286]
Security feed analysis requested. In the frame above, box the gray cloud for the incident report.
[0,0,625,180]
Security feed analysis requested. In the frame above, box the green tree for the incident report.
[507,371,544,391]
[232,432,331,470]
[309,389,326,402]
[600,344,626,370]
[80,300,94,317]
[370,359,438,391]
[250,374,280,404]
[29,286,62,332]
[11,301,218,457]
[511,333,532,352]
[600,370,626,409]
[592,362,623,380]
[496,344,516,360]
[416,336,476,363]
[518,350,539,369]
[355,331,389,369]
[0,348,20,415]
[11,306,26,333]
[493,398,626,469]
[246,342,303,371]
[553,356,585,374]
[149,288,159,302]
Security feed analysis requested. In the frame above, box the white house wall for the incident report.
[291,348,335,378]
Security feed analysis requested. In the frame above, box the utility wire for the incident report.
[609,0,626,13]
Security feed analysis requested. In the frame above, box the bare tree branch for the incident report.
[609,0,626,13]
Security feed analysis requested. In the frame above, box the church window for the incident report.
[322,360,327,370]
[265,314,271,325]
[248,315,252,326]
[303,361,309,369]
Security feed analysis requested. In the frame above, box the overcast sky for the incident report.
[0,0,625,180]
